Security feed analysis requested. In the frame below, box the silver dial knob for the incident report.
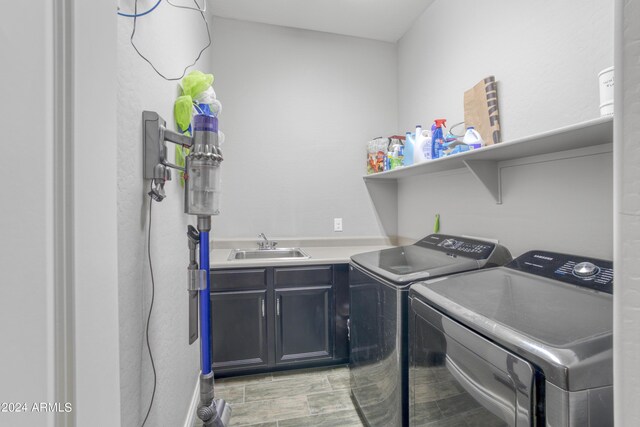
[573,262,600,278]
[442,239,457,249]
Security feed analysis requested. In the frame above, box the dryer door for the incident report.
[409,297,538,427]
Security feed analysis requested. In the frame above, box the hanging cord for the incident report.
[141,183,158,427]
[129,0,212,81]
[166,0,206,12]
[117,0,162,17]
[448,121,467,138]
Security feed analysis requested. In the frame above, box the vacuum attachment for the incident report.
[197,399,231,427]
[197,373,232,427]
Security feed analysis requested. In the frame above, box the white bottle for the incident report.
[414,125,428,163]
[423,129,432,160]
[463,127,484,150]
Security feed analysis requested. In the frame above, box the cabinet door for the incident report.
[275,286,334,364]
[211,290,268,371]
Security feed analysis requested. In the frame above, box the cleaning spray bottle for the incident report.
[404,131,414,166]
[431,119,446,159]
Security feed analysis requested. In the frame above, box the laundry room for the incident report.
[1,1,638,427]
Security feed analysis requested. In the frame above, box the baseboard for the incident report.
[183,374,200,427]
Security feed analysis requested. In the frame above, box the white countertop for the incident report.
[210,244,393,269]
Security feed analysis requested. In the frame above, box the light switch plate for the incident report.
[334,218,343,232]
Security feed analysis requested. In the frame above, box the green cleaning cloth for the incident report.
[173,70,215,186]
[174,95,194,133]
[181,70,213,99]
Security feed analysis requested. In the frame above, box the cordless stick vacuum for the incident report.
[142,111,231,427]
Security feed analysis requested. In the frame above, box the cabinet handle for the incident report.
[261,298,265,318]
[276,297,280,316]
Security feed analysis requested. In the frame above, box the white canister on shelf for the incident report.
[462,127,484,150]
[598,66,614,116]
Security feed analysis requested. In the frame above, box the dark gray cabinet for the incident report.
[210,268,269,371]
[275,286,332,363]
[211,290,268,370]
[210,264,348,375]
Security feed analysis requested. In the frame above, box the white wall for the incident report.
[395,0,614,258]
[0,2,56,425]
[208,17,398,240]
[0,1,121,426]
[397,148,613,258]
[398,0,613,140]
[117,2,211,426]
[74,1,122,426]
[614,0,640,424]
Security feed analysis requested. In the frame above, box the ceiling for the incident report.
[207,0,436,42]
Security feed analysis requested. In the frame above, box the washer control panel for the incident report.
[416,234,495,260]
[507,250,613,294]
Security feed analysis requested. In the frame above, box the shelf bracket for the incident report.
[463,160,502,204]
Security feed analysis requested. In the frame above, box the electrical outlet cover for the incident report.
[334,218,343,232]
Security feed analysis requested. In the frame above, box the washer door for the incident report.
[409,297,537,427]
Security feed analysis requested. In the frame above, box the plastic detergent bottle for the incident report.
[413,125,426,163]
[431,119,446,159]
[462,126,484,150]
[415,125,433,162]
[404,131,414,166]
[423,129,432,160]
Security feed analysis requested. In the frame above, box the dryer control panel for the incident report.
[416,234,496,260]
[507,250,613,294]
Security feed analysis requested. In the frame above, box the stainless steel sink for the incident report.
[228,248,310,261]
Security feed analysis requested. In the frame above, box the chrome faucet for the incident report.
[257,233,277,250]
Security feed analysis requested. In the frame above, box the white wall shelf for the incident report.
[363,116,613,204]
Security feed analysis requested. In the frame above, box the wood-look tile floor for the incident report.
[199,365,364,427]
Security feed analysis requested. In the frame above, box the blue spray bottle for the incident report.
[431,119,446,159]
